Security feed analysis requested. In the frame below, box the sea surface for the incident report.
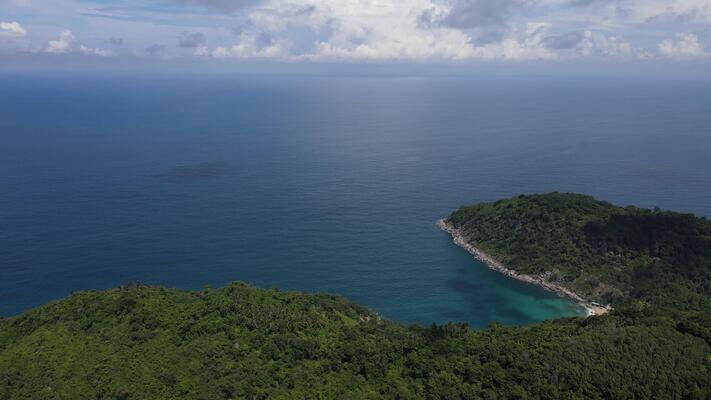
[2,74,710,327]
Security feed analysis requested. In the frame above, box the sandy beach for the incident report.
[438,219,609,317]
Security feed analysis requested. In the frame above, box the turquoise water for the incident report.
[2,75,710,326]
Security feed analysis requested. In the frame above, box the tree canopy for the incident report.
[1,283,709,399]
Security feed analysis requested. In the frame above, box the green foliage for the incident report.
[1,283,709,399]
[447,193,711,311]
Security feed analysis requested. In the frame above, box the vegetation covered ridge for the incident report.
[444,192,711,313]
[1,282,710,399]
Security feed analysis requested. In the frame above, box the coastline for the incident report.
[438,219,609,317]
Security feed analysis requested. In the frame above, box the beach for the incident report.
[438,219,609,317]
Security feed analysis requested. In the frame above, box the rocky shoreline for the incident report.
[438,219,609,317]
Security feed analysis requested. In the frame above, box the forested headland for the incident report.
[445,193,711,313]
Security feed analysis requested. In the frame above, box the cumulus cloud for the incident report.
[421,0,527,29]
[44,30,113,56]
[80,45,113,57]
[0,21,26,37]
[223,0,652,62]
[190,1,583,62]
[45,30,75,54]
[311,20,552,61]
[581,32,644,58]
[659,33,708,58]
[544,30,647,58]
[195,32,285,58]
[4,0,711,64]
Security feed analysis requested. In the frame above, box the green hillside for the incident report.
[1,283,709,399]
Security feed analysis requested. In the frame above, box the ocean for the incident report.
[2,74,710,327]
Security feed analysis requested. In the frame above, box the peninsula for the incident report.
[439,193,711,314]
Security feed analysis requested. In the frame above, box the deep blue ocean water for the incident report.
[1,74,710,327]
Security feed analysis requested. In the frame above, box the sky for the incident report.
[1,0,711,72]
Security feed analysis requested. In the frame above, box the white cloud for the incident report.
[195,32,286,58]
[45,30,74,53]
[80,45,113,57]
[178,0,260,12]
[195,1,558,62]
[43,29,113,56]
[0,21,27,37]
[636,0,711,23]
[585,32,647,58]
[4,0,711,63]
[464,22,556,61]
[659,33,708,58]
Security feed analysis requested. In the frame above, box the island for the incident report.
[1,193,709,399]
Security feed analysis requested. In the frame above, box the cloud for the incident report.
[178,31,206,48]
[659,33,708,58]
[582,32,645,58]
[417,0,530,46]
[310,20,556,62]
[3,0,711,64]
[43,29,112,57]
[426,0,528,29]
[191,2,560,62]
[176,0,261,12]
[0,21,27,37]
[641,1,711,24]
[543,31,587,49]
[80,45,113,57]
[195,32,285,58]
[543,30,647,58]
[566,0,617,7]
[45,30,75,54]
